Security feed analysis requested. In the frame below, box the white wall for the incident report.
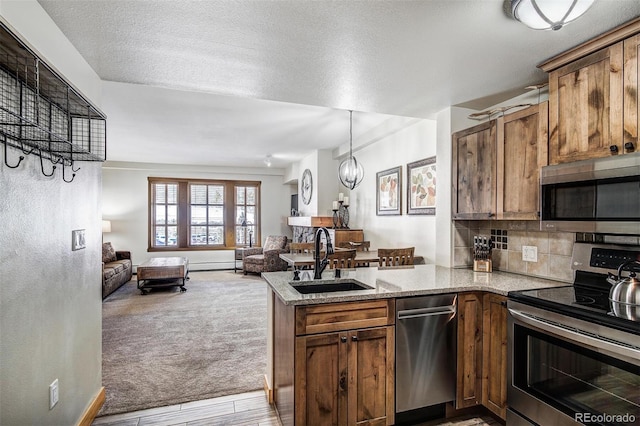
[0,2,104,424]
[346,119,439,264]
[102,162,292,271]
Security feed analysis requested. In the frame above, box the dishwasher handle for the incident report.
[397,305,456,320]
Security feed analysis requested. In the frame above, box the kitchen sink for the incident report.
[291,279,373,294]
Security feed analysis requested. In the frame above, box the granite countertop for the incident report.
[262,265,570,306]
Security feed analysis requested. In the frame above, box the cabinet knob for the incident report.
[340,336,347,343]
[351,335,358,342]
[500,300,507,307]
[624,142,636,153]
[609,145,619,154]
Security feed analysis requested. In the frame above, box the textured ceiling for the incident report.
[36,0,640,168]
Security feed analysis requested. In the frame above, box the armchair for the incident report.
[242,235,290,275]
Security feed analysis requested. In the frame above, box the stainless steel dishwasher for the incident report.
[395,294,457,414]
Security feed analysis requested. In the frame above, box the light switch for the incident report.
[72,229,86,251]
[522,245,538,262]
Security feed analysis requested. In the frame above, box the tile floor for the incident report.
[92,390,498,426]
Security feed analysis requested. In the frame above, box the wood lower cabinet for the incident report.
[274,298,395,426]
[332,229,365,247]
[481,293,508,420]
[455,292,483,408]
[455,292,508,421]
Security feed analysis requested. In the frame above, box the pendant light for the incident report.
[511,0,595,31]
[338,110,364,190]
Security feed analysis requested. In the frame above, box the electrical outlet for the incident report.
[49,379,59,409]
[522,245,538,262]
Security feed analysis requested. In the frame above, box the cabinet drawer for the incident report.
[295,299,394,335]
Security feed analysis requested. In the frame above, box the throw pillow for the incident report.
[102,242,117,263]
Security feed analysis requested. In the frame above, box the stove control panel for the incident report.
[590,248,640,271]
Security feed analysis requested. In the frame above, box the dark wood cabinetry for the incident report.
[332,229,365,247]
[456,292,508,421]
[274,298,395,426]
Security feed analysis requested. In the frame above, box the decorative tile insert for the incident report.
[491,229,508,250]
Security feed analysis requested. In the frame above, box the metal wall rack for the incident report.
[0,23,106,182]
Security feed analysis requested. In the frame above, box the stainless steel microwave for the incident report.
[540,152,640,235]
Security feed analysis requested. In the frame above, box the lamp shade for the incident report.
[511,0,595,31]
[102,220,112,233]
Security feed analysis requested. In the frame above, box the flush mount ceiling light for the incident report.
[264,155,272,167]
[338,110,364,190]
[511,0,595,31]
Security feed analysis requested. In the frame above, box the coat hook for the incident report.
[20,141,36,155]
[3,141,25,169]
[39,149,56,177]
[62,161,76,183]
[71,161,81,173]
[51,156,64,165]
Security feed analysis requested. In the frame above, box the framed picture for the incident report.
[376,166,401,216]
[407,156,436,215]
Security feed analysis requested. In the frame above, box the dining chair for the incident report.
[328,249,357,269]
[378,247,415,267]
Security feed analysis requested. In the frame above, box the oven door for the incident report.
[507,301,640,426]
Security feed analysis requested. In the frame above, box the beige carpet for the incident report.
[99,271,267,417]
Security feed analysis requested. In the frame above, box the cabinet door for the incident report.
[482,294,508,420]
[548,42,624,164]
[452,121,497,219]
[295,332,347,425]
[348,327,395,426]
[456,292,483,409]
[624,34,640,153]
[496,103,549,220]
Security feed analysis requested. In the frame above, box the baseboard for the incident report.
[77,387,105,426]
[263,374,273,404]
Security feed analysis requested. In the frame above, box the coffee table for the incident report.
[137,257,189,294]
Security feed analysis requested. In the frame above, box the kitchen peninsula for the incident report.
[263,265,568,425]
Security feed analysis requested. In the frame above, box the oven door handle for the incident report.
[508,307,640,365]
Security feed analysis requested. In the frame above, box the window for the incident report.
[149,177,260,250]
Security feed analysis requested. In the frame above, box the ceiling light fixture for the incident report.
[511,0,595,31]
[338,110,364,190]
[264,155,272,167]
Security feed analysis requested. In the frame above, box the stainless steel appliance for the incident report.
[540,152,640,235]
[395,294,457,415]
[507,243,640,425]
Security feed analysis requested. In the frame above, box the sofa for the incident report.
[243,235,290,275]
[102,242,133,299]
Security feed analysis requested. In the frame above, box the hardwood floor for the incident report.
[93,390,498,426]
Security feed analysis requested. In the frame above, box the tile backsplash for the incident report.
[454,220,575,283]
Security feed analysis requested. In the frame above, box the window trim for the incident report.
[148,177,261,251]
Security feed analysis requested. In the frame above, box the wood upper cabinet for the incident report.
[542,19,640,164]
[548,42,624,164]
[496,102,549,220]
[452,103,548,221]
[274,299,395,426]
[456,292,508,421]
[456,292,483,409]
[452,121,497,219]
[624,34,640,152]
[481,294,508,420]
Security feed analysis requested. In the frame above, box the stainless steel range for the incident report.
[507,242,640,426]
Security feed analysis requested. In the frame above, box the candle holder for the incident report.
[339,203,350,229]
[332,208,340,228]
